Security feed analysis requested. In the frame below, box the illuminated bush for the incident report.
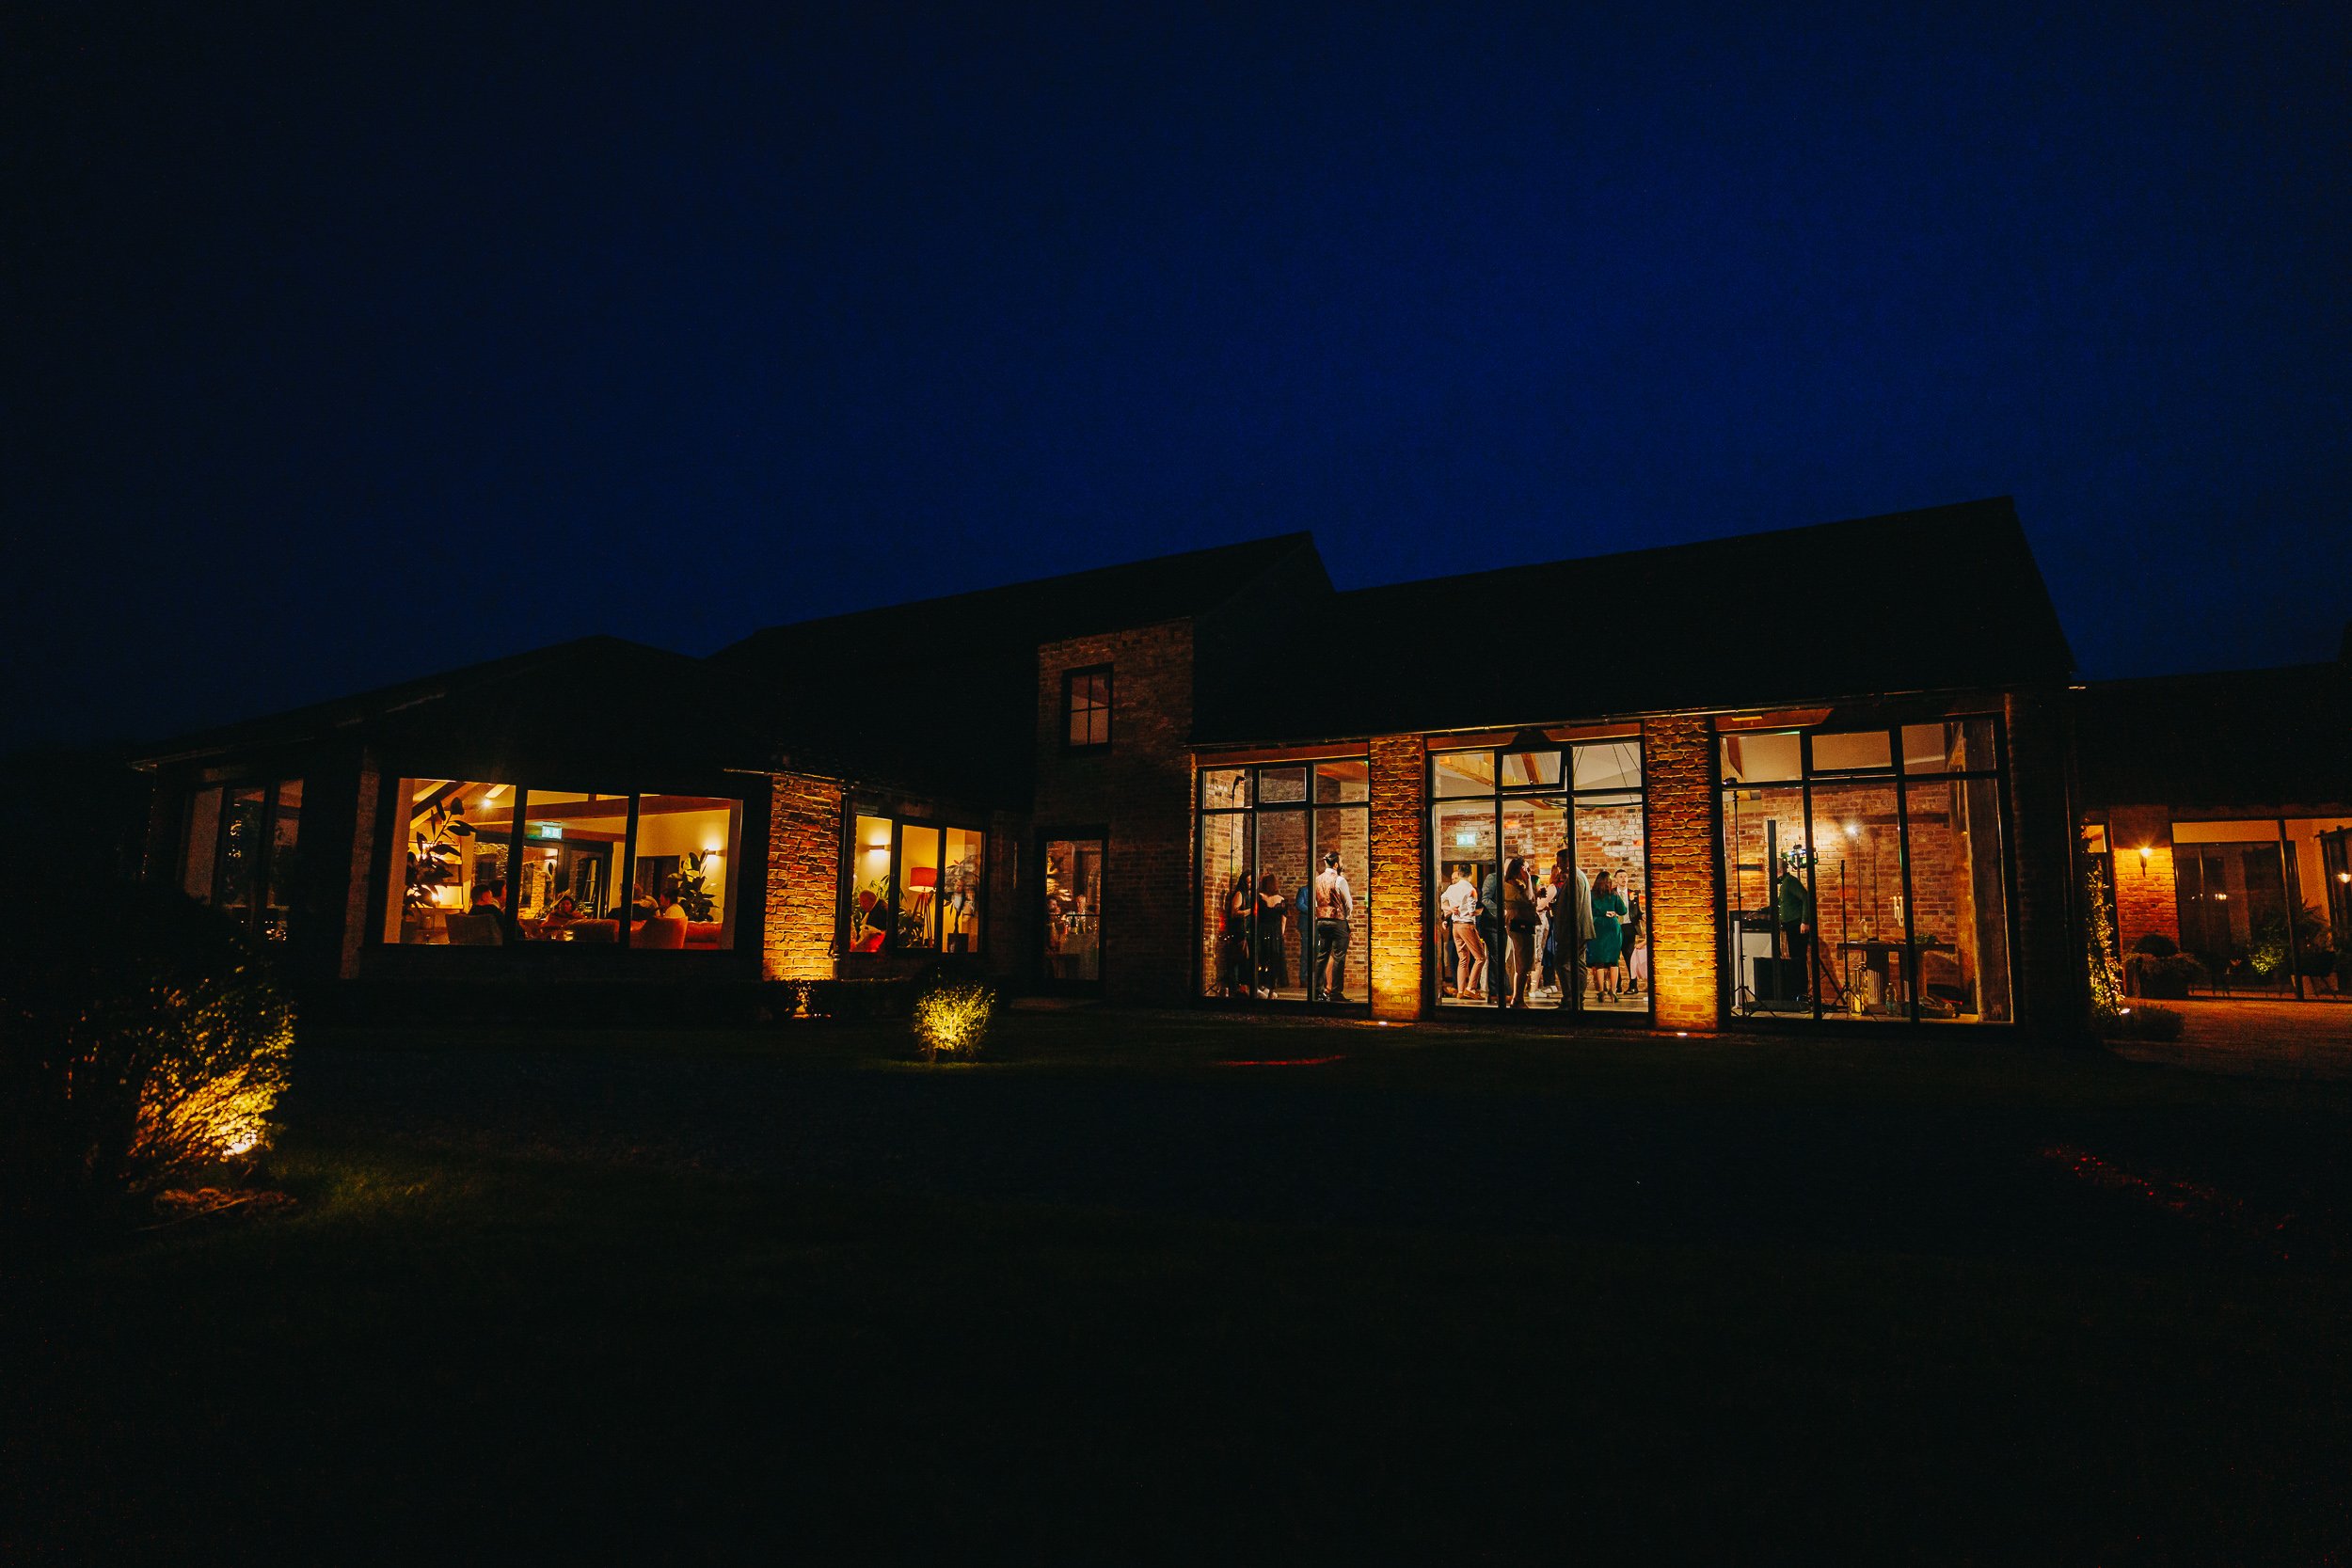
[2,883,293,1229]
[911,983,995,1061]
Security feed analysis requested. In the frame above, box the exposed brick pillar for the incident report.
[341,754,381,979]
[1644,715,1720,1031]
[764,772,844,981]
[2107,802,2179,959]
[1368,733,1427,1020]
[2004,691,2089,1033]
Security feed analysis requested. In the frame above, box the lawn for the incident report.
[6,1012,2349,1563]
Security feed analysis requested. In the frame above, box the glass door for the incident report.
[1041,835,1104,989]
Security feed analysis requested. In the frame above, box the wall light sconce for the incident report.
[2216,892,2228,901]
[2137,845,2153,863]
[2338,870,2350,884]
[1843,821,1860,839]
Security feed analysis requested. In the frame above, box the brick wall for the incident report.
[1368,733,1426,1019]
[1644,715,1720,1030]
[1034,621,1196,1004]
[2107,802,2179,957]
[2003,691,2087,1032]
[341,754,381,979]
[764,771,844,981]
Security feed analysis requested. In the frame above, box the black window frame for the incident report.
[1422,738,1650,1023]
[1192,757,1374,1014]
[1713,714,2016,1027]
[181,774,305,941]
[835,805,990,960]
[373,777,746,954]
[1061,664,1114,752]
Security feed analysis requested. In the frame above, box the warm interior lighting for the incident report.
[482,784,509,801]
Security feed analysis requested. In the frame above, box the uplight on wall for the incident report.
[2137,845,2153,864]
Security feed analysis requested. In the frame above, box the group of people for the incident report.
[1216,850,1357,1003]
[1438,849,1645,1007]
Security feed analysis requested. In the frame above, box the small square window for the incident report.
[1064,666,1112,749]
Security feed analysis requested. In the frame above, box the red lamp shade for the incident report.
[908,868,938,890]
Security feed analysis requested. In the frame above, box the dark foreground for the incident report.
[8,1012,2351,1563]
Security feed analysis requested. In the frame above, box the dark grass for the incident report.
[7,1014,2351,1563]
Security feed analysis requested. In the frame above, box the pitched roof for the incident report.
[714,533,1327,804]
[131,637,773,778]
[2078,660,2352,813]
[1197,498,2075,743]
[713,532,1321,672]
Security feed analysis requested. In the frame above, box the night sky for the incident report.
[8,3,2346,752]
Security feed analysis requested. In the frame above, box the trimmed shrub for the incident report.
[911,983,996,1061]
[2131,932,2179,958]
[1,883,293,1231]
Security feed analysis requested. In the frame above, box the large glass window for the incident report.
[514,792,628,943]
[1196,759,1371,1006]
[841,809,986,958]
[386,780,516,945]
[630,795,743,951]
[1426,738,1647,1017]
[384,781,740,949]
[1717,718,2012,1023]
[180,778,306,941]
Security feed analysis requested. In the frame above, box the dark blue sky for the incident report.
[8,2,2345,751]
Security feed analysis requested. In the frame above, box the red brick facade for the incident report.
[2107,802,2180,957]
[1034,620,1197,1004]
[1643,715,1721,1031]
[1367,733,1427,1019]
[762,771,845,981]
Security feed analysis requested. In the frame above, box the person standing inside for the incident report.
[1587,870,1628,1003]
[1775,852,1815,1005]
[1311,850,1355,1003]
[1255,870,1291,996]
[1440,863,1486,1001]
[1502,856,1538,1007]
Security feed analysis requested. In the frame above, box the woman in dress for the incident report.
[1220,874,1255,996]
[1255,870,1291,996]
[1587,870,1628,1003]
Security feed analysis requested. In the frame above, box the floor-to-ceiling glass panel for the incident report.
[1312,806,1370,1004]
[1809,780,1905,1019]
[1252,809,1310,1002]
[217,784,266,927]
[896,824,943,953]
[2175,838,2293,993]
[1720,784,1809,1015]
[1907,777,2012,1022]
[386,780,515,944]
[942,826,984,953]
[1200,810,1251,998]
[849,815,894,954]
[516,791,628,942]
[1577,793,1647,1014]
[1433,799,1494,1006]
[1499,796,1563,1009]
[262,780,303,941]
[1042,837,1104,984]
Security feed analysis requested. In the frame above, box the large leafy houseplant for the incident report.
[404,800,478,914]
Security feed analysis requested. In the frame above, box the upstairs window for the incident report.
[1064,665,1112,750]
